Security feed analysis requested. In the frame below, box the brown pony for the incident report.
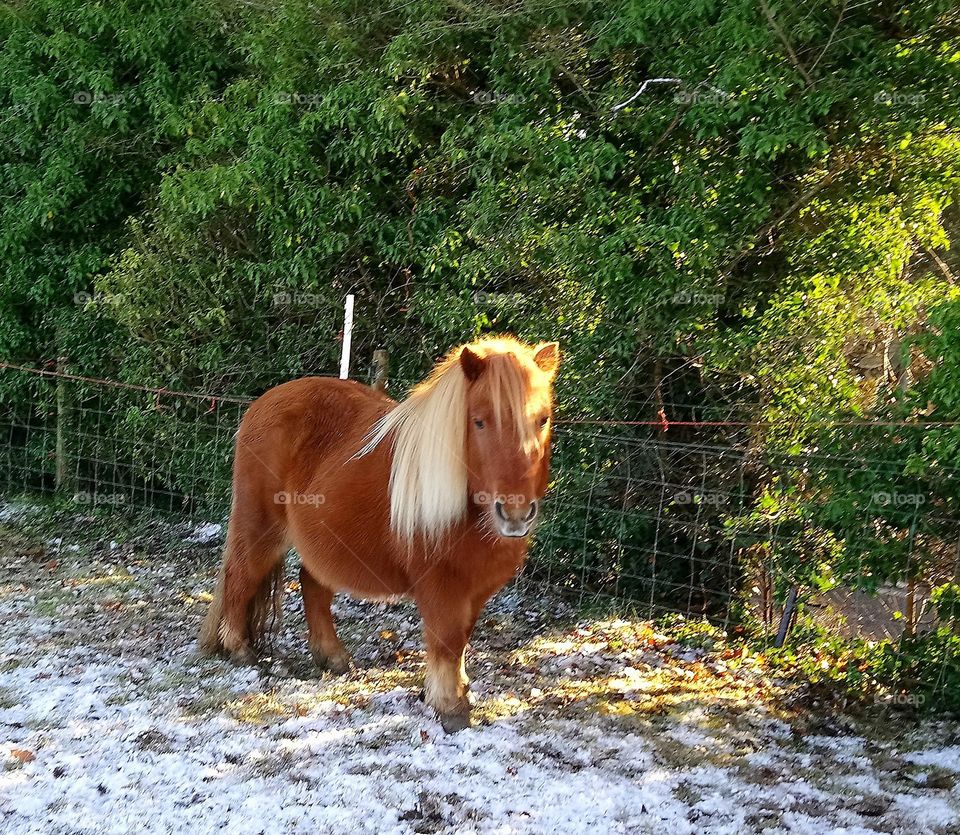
[199,336,559,731]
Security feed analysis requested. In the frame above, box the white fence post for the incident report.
[339,294,355,379]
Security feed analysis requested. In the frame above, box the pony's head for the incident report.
[360,336,559,543]
[459,338,558,537]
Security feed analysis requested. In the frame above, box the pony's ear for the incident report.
[533,342,560,379]
[459,346,486,381]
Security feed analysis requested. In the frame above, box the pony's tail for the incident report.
[198,554,285,656]
[198,561,227,656]
[247,560,285,648]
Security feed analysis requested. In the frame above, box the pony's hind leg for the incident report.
[300,566,351,674]
[198,521,287,664]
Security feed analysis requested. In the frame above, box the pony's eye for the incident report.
[539,416,549,428]
[474,419,485,429]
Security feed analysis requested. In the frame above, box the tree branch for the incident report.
[759,0,813,86]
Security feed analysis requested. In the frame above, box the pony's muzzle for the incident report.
[493,499,538,537]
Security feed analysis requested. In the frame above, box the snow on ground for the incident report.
[1,510,960,834]
[184,522,223,545]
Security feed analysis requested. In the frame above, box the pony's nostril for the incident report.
[494,500,508,521]
[526,501,538,521]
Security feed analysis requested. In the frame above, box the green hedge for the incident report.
[1,0,959,618]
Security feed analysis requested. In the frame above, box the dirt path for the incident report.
[2,505,959,834]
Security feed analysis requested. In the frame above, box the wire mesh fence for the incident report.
[2,360,959,655]
[0,363,247,517]
[541,421,960,637]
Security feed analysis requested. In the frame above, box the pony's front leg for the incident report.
[416,593,478,733]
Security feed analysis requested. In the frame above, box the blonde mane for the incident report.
[358,337,545,542]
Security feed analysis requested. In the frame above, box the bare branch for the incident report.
[923,244,958,285]
[612,78,681,114]
[808,0,848,76]
[759,0,813,86]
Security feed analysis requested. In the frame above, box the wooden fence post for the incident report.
[774,586,799,648]
[372,349,389,392]
[54,353,75,495]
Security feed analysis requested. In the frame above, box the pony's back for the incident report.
[238,376,394,473]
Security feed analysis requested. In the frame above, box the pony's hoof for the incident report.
[439,710,472,734]
[229,645,258,666]
[312,649,352,675]
[197,639,219,658]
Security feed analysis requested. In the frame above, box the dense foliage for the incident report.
[1,1,959,642]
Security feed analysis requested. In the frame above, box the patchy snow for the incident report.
[185,522,223,544]
[1,513,960,834]
[0,501,39,524]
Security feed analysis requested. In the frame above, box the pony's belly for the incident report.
[320,554,411,599]
[292,528,411,599]
[301,554,411,597]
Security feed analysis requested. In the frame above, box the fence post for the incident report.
[54,353,75,495]
[774,586,799,648]
[904,576,917,636]
[339,294,355,380]
[371,349,389,392]
[903,512,920,636]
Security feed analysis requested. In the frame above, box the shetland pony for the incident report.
[199,336,559,731]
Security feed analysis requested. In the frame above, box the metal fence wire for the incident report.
[2,362,959,651]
